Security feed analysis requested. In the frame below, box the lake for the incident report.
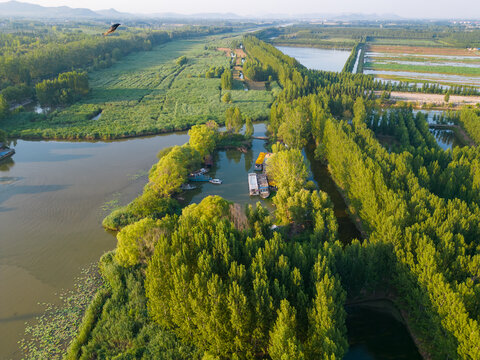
[0,132,192,359]
[276,46,351,72]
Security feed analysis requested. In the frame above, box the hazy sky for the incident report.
[2,0,480,18]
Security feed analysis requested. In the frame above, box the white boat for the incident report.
[180,184,197,190]
[209,178,222,184]
[248,173,259,196]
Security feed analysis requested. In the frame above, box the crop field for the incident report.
[363,45,480,88]
[4,36,276,139]
[368,38,442,47]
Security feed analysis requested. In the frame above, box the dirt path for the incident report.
[379,91,480,107]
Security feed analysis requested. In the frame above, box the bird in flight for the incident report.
[103,23,121,36]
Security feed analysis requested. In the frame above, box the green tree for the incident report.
[116,218,160,267]
[245,117,254,138]
[221,68,233,90]
[268,300,305,360]
[266,148,309,192]
[277,107,309,149]
[0,94,8,121]
[176,55,187,65]
[222,92,232,103]
[225,107,243,133]
[188,124,217,158]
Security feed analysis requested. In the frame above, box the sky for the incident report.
[1,0,480,18]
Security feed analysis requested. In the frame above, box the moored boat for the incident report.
[257,174,270,198]
[209,178,222,184]
[254,152,266,171]
[0,147,15,162]
[180,183,197,190]
[248,173,259,196]
[188,173,212,182]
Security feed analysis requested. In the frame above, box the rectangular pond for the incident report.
[275,46,351,72]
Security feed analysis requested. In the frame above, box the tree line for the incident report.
[245,34,480,358]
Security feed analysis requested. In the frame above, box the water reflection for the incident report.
[429,129,463,150]
[0,130,190,359]
[305,144,362,244]
[344,303,422,360]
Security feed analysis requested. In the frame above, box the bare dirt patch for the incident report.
[368,45,480,57]
[379,91,480,107]
[245,80,266,91]
[217,48,246,58]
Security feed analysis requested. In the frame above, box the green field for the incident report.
[4,36,277,139]
[372,55,480,64]
[369,38,442,46]
[365,62,480,77]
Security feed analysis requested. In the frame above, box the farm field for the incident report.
[364,44,480,88]
[379,91,480,107]
[368,38,442,46]
[3,36,277,140]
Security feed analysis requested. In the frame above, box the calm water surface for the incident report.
[0,132,191,359]
[276,46,351,72]
[344,303,422,360]
[430,129,463,150]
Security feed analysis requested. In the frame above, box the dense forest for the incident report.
[257,24,480,48]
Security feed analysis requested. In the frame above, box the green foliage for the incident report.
[244,117,254,138]
[188,124,217,158]
[66,252,198,359]
[65,288,110,360]
[342,42,363,73]
[268,300,305,360]
[150,145,201,197]
[145,196,346,359]
[35,71,89,107]
[205,65,225,78]
[458,107,480,144]
[266,148,309,192]
[0,94,8,121]
[225,106,244,133]
[177,55,188,66]
[116,218,162,267]
[3,37,274,140]
[221,68,233,90]
[222,92,232,103]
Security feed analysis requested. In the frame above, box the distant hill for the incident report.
[0,0,406,21]
[0,0,101,18]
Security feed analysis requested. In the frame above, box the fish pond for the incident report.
[275,46,351,72]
